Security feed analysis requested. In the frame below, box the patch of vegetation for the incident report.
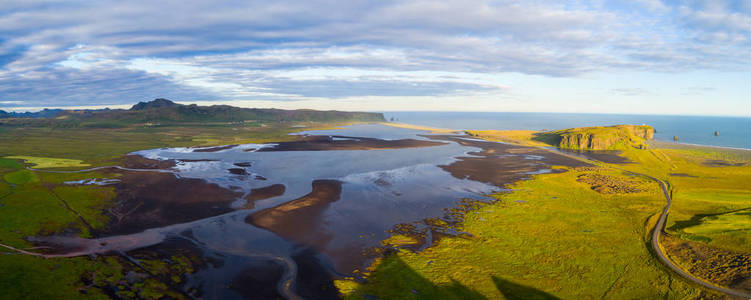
[3,170,38,185]
[341,168,702,299]
[5,156,90,169]
[662,234,751,291]
[0,158,22,169]
[614,147,751,254]
[0,255,109,299]
[381,234,421,248]
[575,172,648,194]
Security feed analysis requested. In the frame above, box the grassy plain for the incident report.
[343,130,751,298]
[339,167,704,299]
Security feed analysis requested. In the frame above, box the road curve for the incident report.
[640,173,751,299]
[538,146,751,298]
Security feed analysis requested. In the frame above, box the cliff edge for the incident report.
[542,125,655,151]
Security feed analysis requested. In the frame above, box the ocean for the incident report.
[383,112,751,150]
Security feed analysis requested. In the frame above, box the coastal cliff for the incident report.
[548,125,654,150]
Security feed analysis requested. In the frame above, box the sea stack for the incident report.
[714,131,720,136]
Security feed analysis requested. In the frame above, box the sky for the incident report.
[1,0,750,116]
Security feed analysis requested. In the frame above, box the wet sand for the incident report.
[229,260,285,299]
[120,154,177,169]
[193,144,239,152]
[242,184,286,208]
[246,180,342,246]
[103,171,243,235]
[258,135,446,151]
[430,135,590,187]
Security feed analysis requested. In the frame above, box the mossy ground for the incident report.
[343,132,751,299]
[613,146,751,254]
[340,167,703,299]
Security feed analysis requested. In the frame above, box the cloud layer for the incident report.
[0,0,750,108]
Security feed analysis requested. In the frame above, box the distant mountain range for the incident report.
[0,108,65,118]
[0,99,385,127]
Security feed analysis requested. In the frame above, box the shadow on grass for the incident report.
[668,206,751,232]
[492,276,560,300]
[351,255,559,300]
[530,132,561,147]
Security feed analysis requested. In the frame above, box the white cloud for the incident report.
[0,0,749,113]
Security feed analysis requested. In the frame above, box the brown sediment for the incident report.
[102,172,243,235]
[257,135,445,151]
[662,234,751,293]
[242,184,286,209]
[429,135,590,187]
[120,155,177,169]
[192,144,238,152]
[229,248,339,300]
[229,260,285,299]
[576,173,645,194]
[245,180,342,246]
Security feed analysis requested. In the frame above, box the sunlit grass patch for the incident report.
[53,185,115,232]
[682,210,751,235]
[382,234,421,247]
[344,168,701,299]
[465,130,551,147]
[3,170,38,185]
[5,156,90,169]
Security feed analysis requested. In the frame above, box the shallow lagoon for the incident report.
[41,124,567,298]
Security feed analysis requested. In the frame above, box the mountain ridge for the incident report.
[0,98,385,126]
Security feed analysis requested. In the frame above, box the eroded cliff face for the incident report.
[555,125,654,151]
[625,125,654,140]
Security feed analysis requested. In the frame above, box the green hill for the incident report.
[0,99,385,127]
[537,125,655,150]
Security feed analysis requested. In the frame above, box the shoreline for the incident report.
[650,139,751,152]
[381,119,751,153]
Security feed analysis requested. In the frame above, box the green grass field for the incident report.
[339,167,704,299]
[613,146,751,255]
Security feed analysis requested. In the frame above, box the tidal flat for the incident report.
[0,124,589,299]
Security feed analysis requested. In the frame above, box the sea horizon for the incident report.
[383,111,751,150]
